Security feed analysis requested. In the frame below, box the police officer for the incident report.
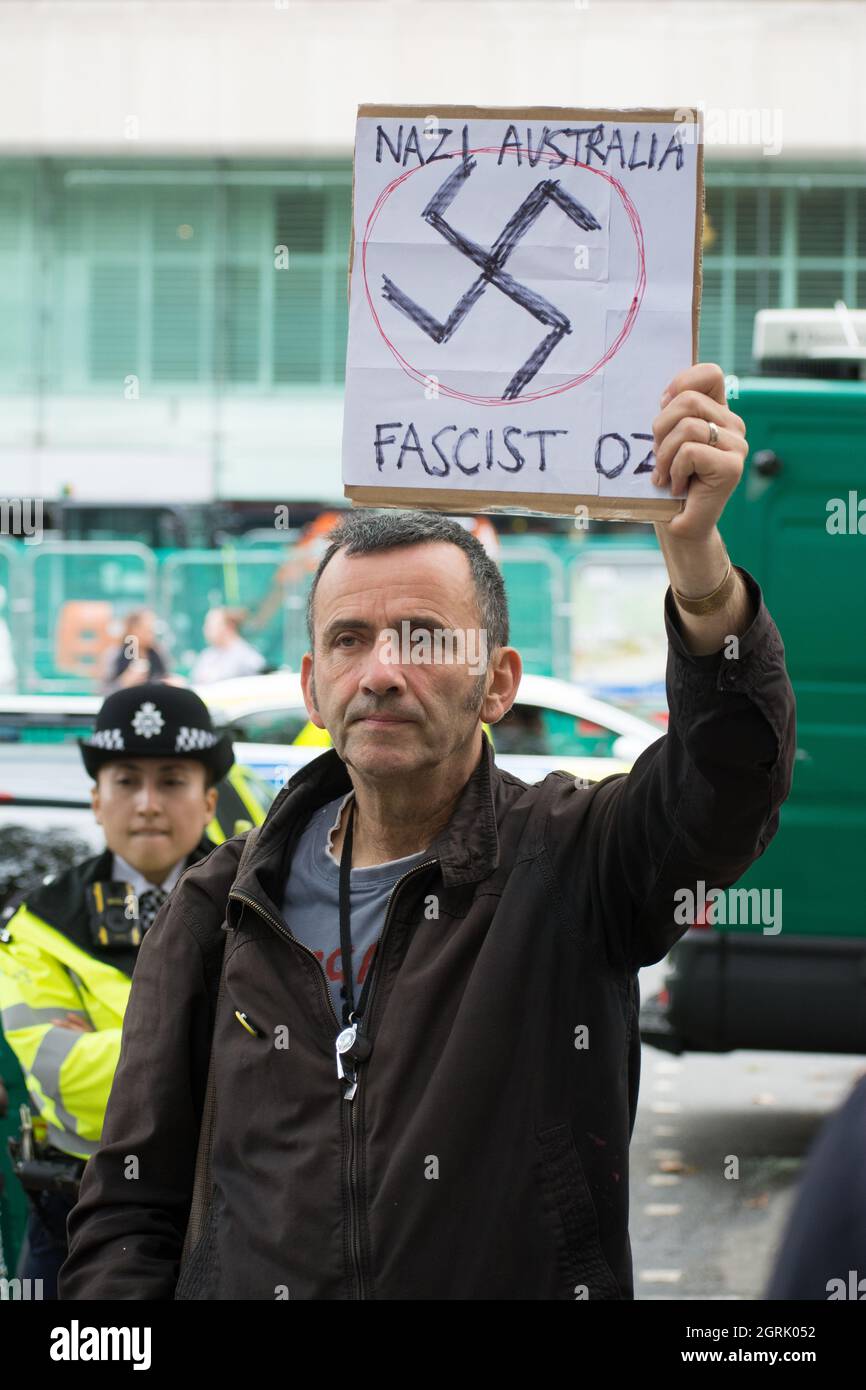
[0,683,235,1297]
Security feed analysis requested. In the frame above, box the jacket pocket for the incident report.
[536,1123,623,1300]
[174,1183,222,1300]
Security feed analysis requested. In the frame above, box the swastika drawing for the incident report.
[380,155,603,400]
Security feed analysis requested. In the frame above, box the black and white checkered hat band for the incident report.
[175,726,218,752]
[88,728,125,750]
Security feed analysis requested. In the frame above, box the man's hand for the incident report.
[650,362,754,655]
[651,361,748,542]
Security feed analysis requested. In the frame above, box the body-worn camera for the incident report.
[86,880,141,949]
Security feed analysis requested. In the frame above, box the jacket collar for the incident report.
[235,733,502,917]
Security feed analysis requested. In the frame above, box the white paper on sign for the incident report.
[342,110,702,514]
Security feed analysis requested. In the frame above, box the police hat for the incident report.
[78,682,235,783]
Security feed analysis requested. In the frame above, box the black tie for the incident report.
[138,887,167,933]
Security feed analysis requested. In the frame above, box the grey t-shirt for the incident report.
[282,791,430,1024]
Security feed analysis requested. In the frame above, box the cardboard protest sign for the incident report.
[342,105,704,520]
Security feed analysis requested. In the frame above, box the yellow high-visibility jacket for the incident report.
[0,763,271,1161]
[208,763,273,842]
[0,837,217,1161]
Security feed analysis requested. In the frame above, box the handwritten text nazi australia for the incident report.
[375,122,690,174]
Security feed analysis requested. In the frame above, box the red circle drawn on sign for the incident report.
[361,146,647,408]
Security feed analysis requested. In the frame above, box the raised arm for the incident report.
[546,363,797,971]
[650,359,754,655]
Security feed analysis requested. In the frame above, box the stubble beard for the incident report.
[309,664,488,732]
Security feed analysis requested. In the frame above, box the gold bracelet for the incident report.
[672,559,736,615]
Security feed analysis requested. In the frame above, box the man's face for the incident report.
[91,758,218,879]
[300,542,500,782]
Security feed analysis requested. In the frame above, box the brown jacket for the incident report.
[59,568,796,1300]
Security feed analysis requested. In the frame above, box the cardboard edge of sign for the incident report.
[356,102,702,121]
[347,103,703,524]
[344,486,683,522]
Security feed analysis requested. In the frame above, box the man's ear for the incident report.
[300,651,326,729]
[480,647,523,727]
[90,778,102,825]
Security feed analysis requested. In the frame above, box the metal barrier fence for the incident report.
[0,534,666,696]
[158,548,298,677]
[4,542,158,693]
[496,543,571,682]
[564,545,669,710]
[0,541,15,694]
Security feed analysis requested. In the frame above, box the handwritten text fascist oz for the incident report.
[372,422,656,480]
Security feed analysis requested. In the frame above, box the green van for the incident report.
[641,372,866,1054]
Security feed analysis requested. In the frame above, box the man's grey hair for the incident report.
[305,510,509,654]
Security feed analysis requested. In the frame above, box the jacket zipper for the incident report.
[229,856,438,1301]
[343,857,438,1299]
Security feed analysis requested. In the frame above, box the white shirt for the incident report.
[190,637,266,685]
[111,852,187,899]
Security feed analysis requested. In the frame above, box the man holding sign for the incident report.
[60,359,795,1300]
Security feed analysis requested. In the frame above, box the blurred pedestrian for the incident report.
[101,609,172,694]
[190,606,265,684]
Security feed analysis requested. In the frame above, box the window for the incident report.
[491,704,619,760]
[36,162,353,393]
[699,168,866,376]
[223,707,311,745]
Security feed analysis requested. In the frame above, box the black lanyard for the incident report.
[338,795,360,1025]
[335,796,372,1098]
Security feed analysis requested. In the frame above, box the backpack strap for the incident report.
[178,825,261,1274]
